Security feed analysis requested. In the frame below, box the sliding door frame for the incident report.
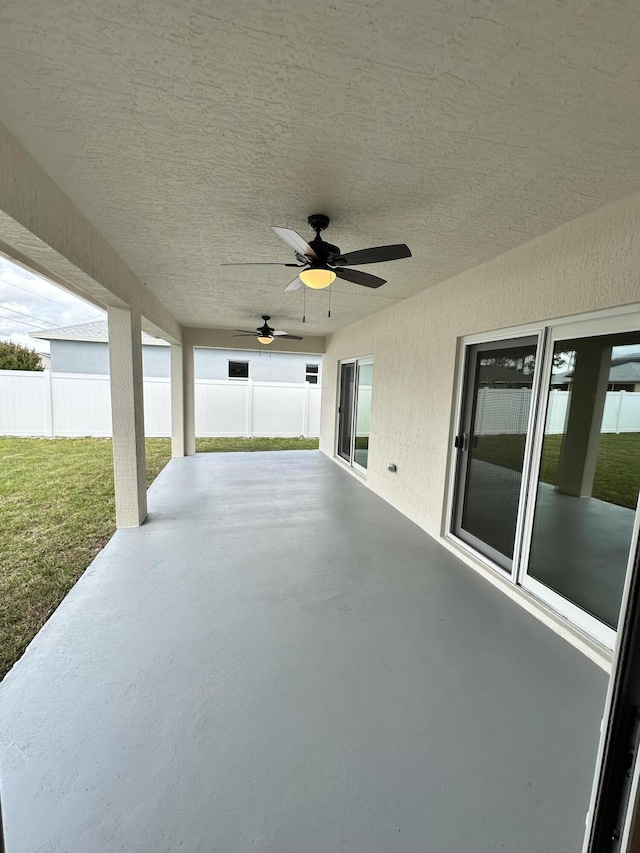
[336,355,373,474]
[518,312,640,649]
[446,326,546,580]
[583,505,640,852]
[352,357,373,475]
[450,334,544,578]
[337,359,356,463]
[447,305,640,649]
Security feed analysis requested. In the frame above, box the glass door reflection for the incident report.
[524,331,640,631]
[453,337,539,572]
[337,358,373,471]
[353,362,373,471]
[338,361,355,462]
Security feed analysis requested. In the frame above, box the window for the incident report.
[306,364,319,384]
[228,360,249,379]
[608,383,636,392]
[450,313,640,648]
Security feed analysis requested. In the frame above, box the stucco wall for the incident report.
[50,340,322,383]
[194,349,321,383]
[51,341,170,377]
[319,192,640,538]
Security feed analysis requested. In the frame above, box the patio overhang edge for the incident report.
[0,121,181,344]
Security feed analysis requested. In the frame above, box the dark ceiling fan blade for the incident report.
[332,244,411,266]
[285,276,304,292]
[221,262,302,267]
[272,331,303,340]
[272,227,318,260]
[232,332,259,337]
[334,268,387,288]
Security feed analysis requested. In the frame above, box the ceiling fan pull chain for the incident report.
[303,286,306,323]
[328,285,331,319]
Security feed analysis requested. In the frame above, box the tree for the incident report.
[0,341,44,371]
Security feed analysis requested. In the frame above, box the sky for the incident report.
[0,256,104,354]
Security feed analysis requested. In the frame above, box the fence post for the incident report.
[246,378,253,438]
[476,387,484,428]
[43,369,54,437]
[302,381,310,437]
[615,390,625,434]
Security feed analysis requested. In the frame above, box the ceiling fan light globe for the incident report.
[257,335,274,345]
[299,268,336,289]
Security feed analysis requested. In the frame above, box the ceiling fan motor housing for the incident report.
[303,214,341,268]
[307,238,341,266]
[258,315,273,334]
[307,213,330,233]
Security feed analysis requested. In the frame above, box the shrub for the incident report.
[0,341,44,371]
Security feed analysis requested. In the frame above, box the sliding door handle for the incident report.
[455,434,470,451]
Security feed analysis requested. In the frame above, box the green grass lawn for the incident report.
[196,436,319,452]
[473,432,640,510]
[0,435,318,680]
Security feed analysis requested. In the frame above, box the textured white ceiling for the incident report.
[0,0,639,337]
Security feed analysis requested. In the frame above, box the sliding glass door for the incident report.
[452,337,540,573]
[338,362,355,462]
[521,323,640,644]
[451,312,640,647]
[337,358,373,472]
[354,362,373,470]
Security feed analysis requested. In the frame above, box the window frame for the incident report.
[450,334,543,579]
[227,359,249,380]
[305,363,319,384]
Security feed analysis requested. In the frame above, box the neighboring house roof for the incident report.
[611,354,640,367]
[609,362,640,383]
[30,319,169,346]
[551,360,640,385]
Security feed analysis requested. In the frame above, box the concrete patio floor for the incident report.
[0,451,608,852]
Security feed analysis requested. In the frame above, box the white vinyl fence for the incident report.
[475,388,640,436]
[0,371,321,438]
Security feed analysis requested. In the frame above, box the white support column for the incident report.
[183,342,196,456]
[556,341,612,498]
[107,306,147,527]
[170,344,185,457]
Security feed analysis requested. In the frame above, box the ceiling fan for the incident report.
[232,315,303,345]
[223,214,411,291]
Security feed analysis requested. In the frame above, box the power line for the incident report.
[0,314,47,331]
[0,305,54,328]
[0,279,98,319]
